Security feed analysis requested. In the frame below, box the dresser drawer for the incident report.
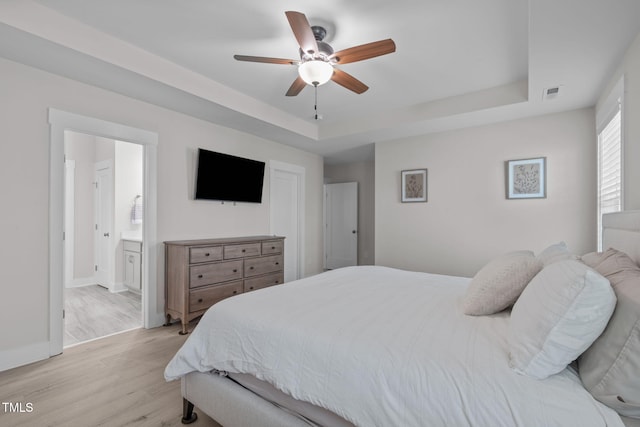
[244,272,284,292]
[261,240,283,255]
[224,243,261,259]
[245,255,283,277]
[190,246,223,264]
[190,260,243,288]
[189,281,242,312]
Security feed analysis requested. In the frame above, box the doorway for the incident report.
[49,109,160,358]
[63,133,145,347]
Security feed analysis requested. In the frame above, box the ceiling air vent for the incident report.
[542,86,563,101]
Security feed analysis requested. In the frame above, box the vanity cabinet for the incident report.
[123,239,143,292]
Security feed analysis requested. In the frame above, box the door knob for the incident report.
[104,232,110,237]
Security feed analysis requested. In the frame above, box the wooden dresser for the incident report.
[164,235,285,334]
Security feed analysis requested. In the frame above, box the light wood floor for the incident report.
[0,324,222,427]
[64,285,142,347]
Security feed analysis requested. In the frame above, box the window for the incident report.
[596,78,624,250]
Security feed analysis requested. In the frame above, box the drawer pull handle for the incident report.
[242,249,246,253]
[198,274,203,279]
[275,262,279,265]
[233,269,237,273]
[271,246,275,250]
[249,286,254,290]
[232,290,237,294]
[205,253,210,257]
[275,280,279,284]
[197,298,203,303]
[249,266,254,270]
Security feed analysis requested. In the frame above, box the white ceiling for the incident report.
[1,0,639,163]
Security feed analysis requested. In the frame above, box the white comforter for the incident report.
[165,266,623,427]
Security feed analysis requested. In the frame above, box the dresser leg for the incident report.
[178,321,189,335]
[163,313,172,327]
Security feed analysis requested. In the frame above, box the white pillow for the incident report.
[536,241,577,266]
[463,251,542,316]
[508,260,616,380]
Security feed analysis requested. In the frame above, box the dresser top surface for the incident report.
[164,235,284,247]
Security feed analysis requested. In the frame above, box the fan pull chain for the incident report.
[314,83,318,120]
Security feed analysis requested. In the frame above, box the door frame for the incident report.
[48,108,160,357]
[64,160,75,288]
[269,160,305,280]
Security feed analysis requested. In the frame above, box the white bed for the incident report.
[165,211,640,427]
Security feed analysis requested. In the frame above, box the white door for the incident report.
[94,161,112,288]
[324,182,358,269]
[270,161,305,282]
[271,169,300,282]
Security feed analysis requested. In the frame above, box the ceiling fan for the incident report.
[234,11,396,96]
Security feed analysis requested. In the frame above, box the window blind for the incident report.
[597,107,622,250]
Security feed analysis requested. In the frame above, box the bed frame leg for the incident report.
[181,398,198,424]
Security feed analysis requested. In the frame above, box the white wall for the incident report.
[0,57,324,369]
[597,31,640,210]
[324,161,375,265]
[375,108,597,278]
[114,141,143,287]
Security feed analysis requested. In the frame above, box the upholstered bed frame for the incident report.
[181,371,311,426]
[179,210,640,427]
[602,211,640,266]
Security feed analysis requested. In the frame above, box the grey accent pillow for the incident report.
[463,251,542,316]
[579,248,640,418]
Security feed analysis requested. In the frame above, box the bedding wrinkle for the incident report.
[165,266,624,427]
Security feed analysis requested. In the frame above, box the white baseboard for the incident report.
[66,277,96,288]
[66,278,127,294]
[0,341,50,372]
[111,281,127,293]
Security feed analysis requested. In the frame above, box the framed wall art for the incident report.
[401,169,428,203]
[505,157,546,199]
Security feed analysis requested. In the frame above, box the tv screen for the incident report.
[195,149,265,203]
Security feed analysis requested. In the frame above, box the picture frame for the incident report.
[401,169,428,203]
[505,157,546,199]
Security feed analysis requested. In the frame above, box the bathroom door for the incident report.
[94,160,113,288]
[324,182,358,269]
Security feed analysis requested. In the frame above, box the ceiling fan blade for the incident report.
[285,11,319,55]
[331,68,368,94]
[330,39,396,64]
[234,55,297,65]
[286,76,307,96]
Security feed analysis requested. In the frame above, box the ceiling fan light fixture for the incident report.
[234,11,395,96]
[298,60,334,86]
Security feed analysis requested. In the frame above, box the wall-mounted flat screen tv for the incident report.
[195,148,265,203]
